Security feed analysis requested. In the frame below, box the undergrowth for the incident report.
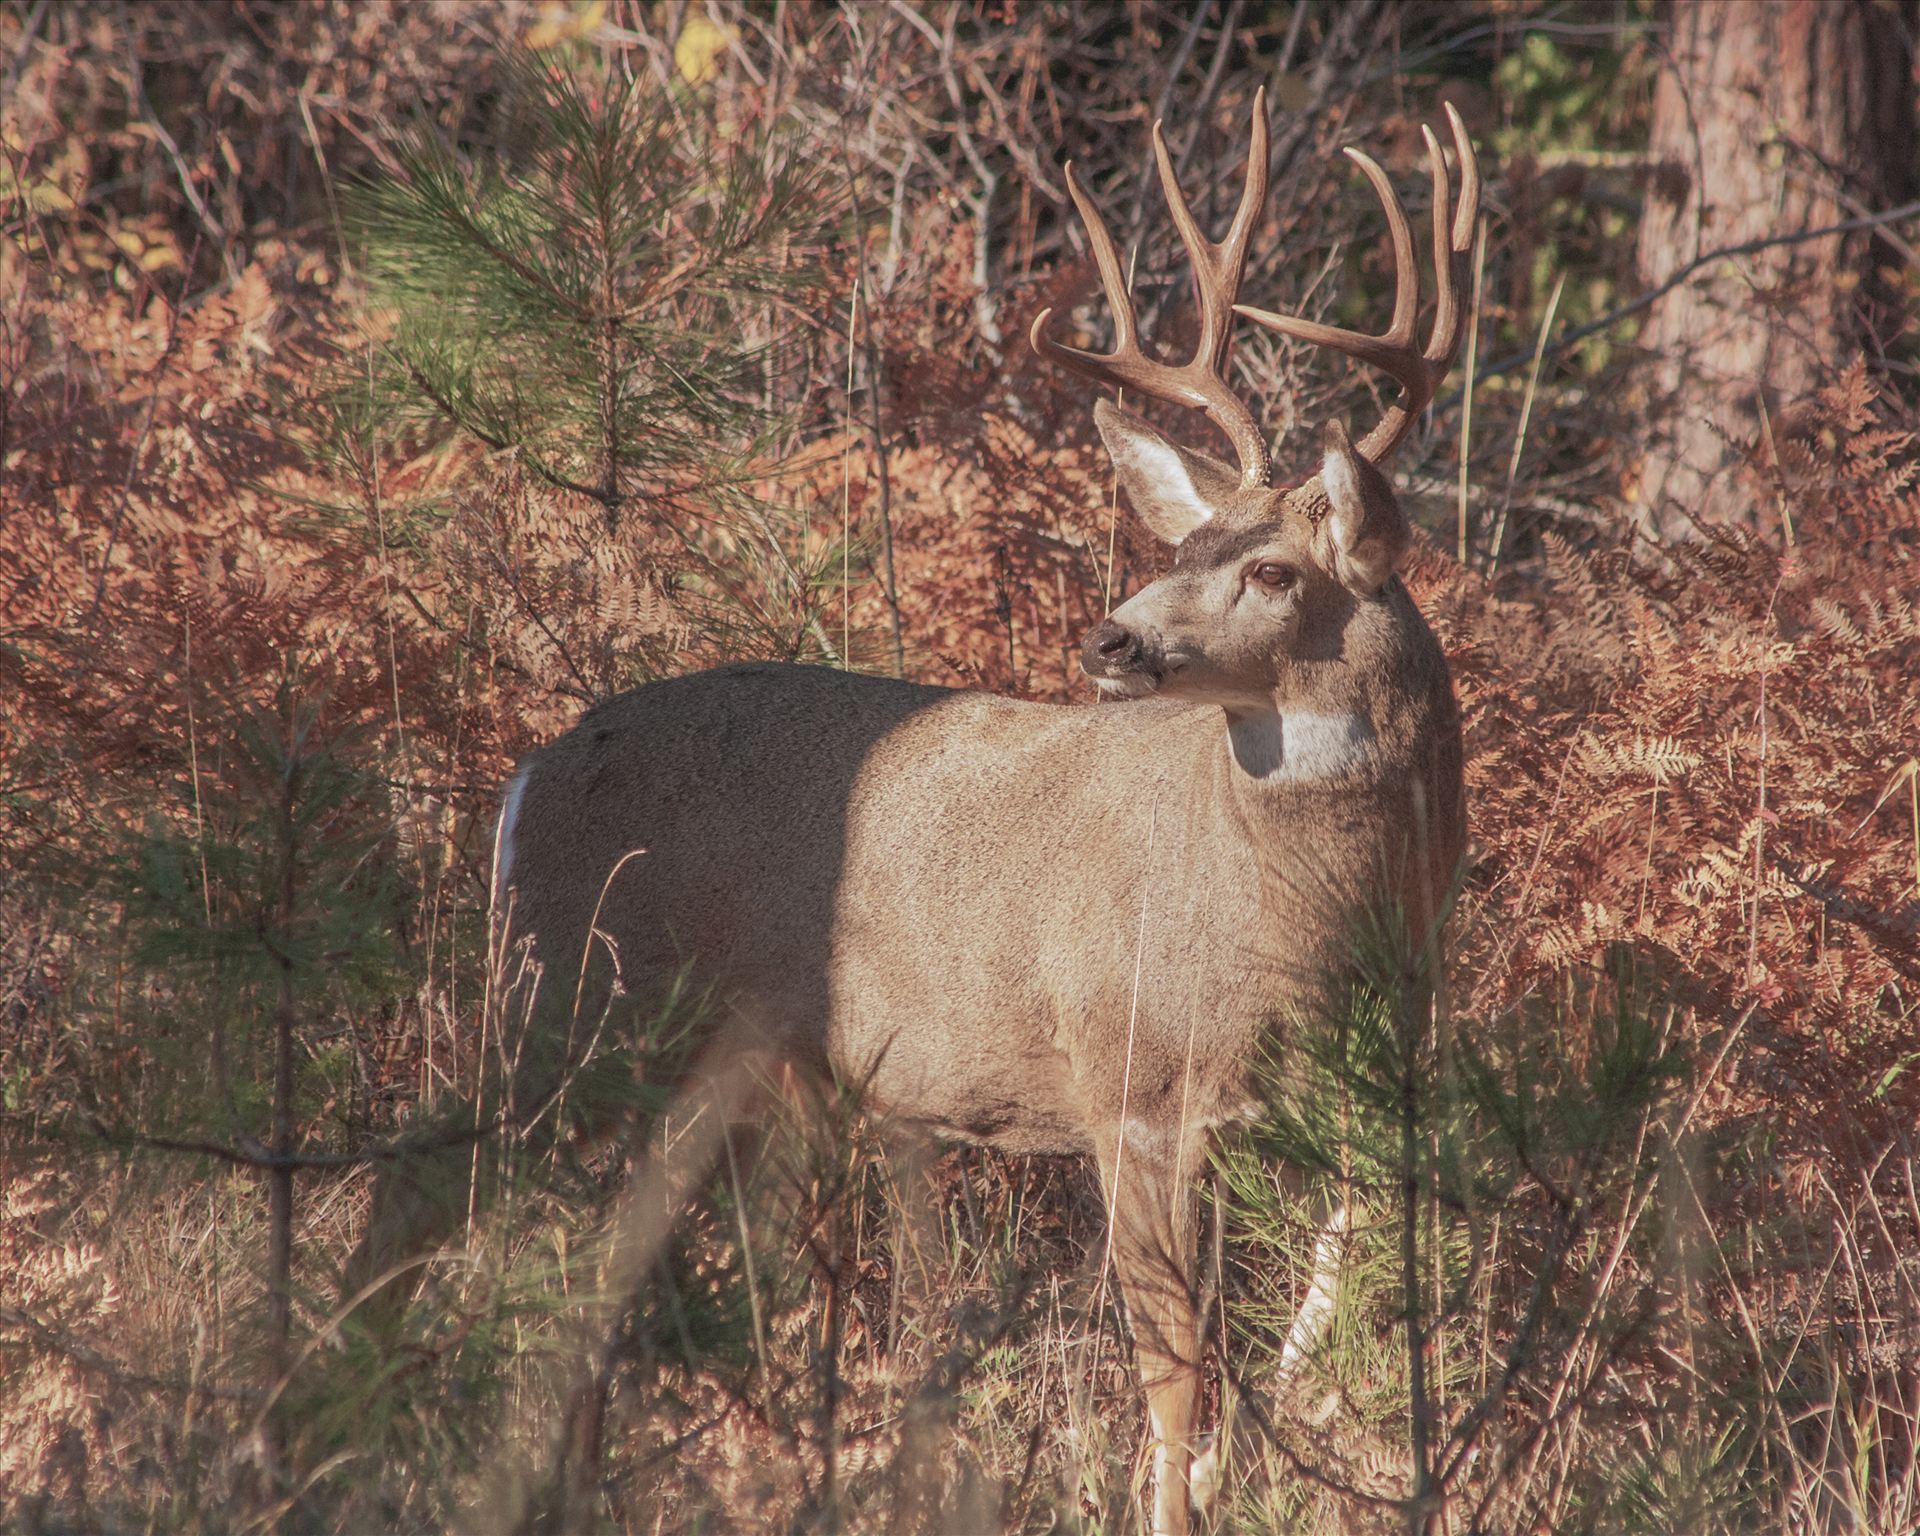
[3,4,1917,1533]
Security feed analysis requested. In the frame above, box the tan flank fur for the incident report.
[360,92,1477,1535]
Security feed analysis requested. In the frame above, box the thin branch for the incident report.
[400,359,618,511]
[123,22,241,287]
[86,1115,506,1171]
[1123,0,1212,249]
[1437,200,1920,410]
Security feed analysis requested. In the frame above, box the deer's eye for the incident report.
[1250,561,1296,591]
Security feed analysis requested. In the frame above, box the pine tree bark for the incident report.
[1631,0,1915,538]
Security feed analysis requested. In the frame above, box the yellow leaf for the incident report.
[139,238,181,273]
[676,12,731,87]
[27,180,75,214]
[526,0,605,50]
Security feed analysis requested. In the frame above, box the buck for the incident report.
[357,94,1476,1535]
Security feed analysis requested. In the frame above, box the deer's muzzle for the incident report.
[1081,618,1165,693]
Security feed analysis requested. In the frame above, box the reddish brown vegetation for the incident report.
[3,3,1918,1529]
[1446,362,1920,1155]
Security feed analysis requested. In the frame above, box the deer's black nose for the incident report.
[1083,619,1139,670]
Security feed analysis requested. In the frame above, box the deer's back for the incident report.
[504,663,943,1041]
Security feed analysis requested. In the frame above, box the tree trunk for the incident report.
[1631,0,1915,539]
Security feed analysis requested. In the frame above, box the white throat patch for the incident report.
[1227,708,1374,782]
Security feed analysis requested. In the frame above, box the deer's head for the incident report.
[1032,95,1478,713]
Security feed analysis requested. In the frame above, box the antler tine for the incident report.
[1150,92,1269,365]
[1232,144,1428,458]
[1422,126,1456,364]
[1446,103,1481,256]
[1423,103,1481,370]
[1030,161,1141,372]
[1030,89,1275,488]
[1346,149,1419,348]
[1233,108,1483,467]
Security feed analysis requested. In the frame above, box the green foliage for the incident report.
[1214,937,1689,1524]
[1605,1421,1752,1536]
[92,673,406,1145]
[340,54,852,684]
[354,57,821,514]
[126,703,396,995]
[1240,943,1680,1224]
[1481,22,1658,378]
[1492,29,1647,159]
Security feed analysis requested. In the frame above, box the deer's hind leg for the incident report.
[1102,1129,1205,1536]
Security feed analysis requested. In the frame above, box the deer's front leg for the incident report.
[1103,1134,1203,1536]
[1189,1194,1352,1516]
[1278,1198,1350,1376]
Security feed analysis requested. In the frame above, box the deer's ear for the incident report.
[1094,399,1239,545]
[1319,420,1410,595]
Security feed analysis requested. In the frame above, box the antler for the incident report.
[1235,104,1481,467]
[1031,89,1273,489]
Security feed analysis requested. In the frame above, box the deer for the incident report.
[352,92,1477,1536]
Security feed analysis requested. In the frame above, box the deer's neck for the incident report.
[1210,596,1461,953]
[1221,582,1443,799]
[1218,646,1402,801]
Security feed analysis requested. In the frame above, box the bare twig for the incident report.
[123,21,242,286]
[86,1115,506,1171]
[1438,201,1920,409]
[1123,0,1212,250]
